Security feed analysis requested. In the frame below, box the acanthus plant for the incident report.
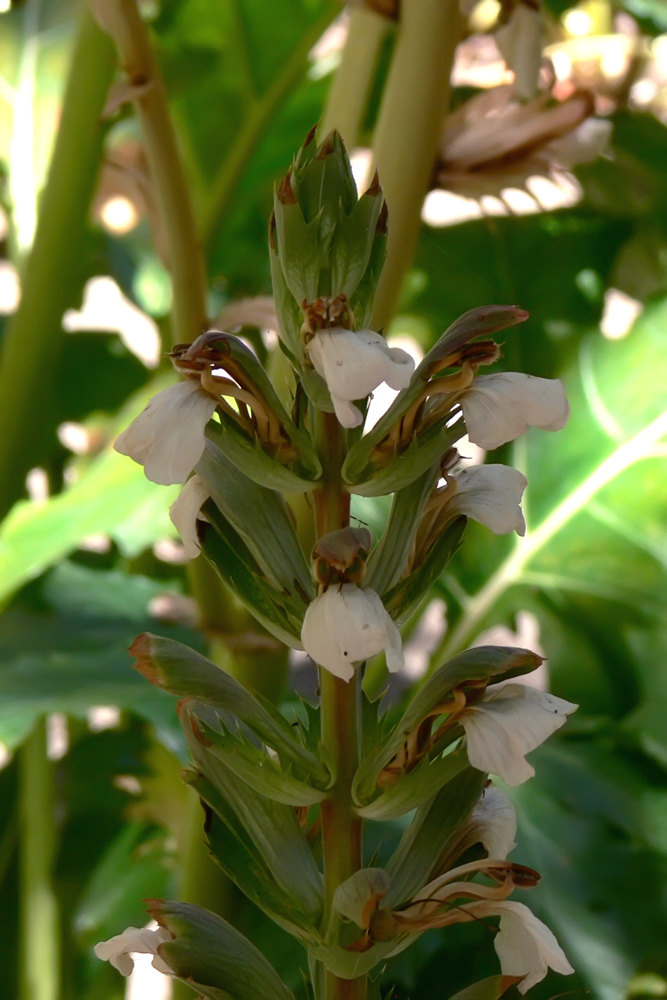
[97,129,576,1000]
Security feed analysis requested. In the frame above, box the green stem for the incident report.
[313,412,365,1000]
[0,9,115,521]
[319,6,389,149]
[199,2,338,251]
[20,719,59,1000]
[98,0,208,345]
[9,0,41,257]
[370,0,461,330]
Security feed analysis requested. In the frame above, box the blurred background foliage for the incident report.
[0,0,667,999]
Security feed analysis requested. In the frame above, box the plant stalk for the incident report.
[370,0,461,330]
[313,412,365,1000]
[95,0,208,346]
[19,719,59,1000]
[319,5,389,149]
[0,9,116,520]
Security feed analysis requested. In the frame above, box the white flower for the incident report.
[461,373,569,451]
[301,584,404,681]
[169,474,211,559]
[468,785,517,859]
[460,683,578,786]
[307,328,414,428]
[94,925,173,977]
[465,900,574,993]
[448,465,527,536]
[114,381,217,485]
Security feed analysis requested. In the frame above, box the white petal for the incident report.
[461,683,578,785]
[114,381,217,485]
[301,585,404,681]
[169,475,210,559]
[485,901,574,992]
[469,785,517,859]
[462,373,570,451]
[333,868,391,927]
[94,926,173,977]
[449,465,527,536]
[308,328,415,427]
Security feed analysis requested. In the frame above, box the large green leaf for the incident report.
[0,561,200,749]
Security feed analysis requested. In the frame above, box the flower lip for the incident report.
[460,682,578,785]
[94,924,173,977]
[307,327,415,428]
[301,583,404,681]
[461,372,570,451]
[114,381,217,485]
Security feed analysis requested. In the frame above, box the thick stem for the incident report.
[371,0,461,330]
[20,720,59,1000]
[319,6,389,149]
[97,0,208,346]
[0,9,116,520]
[313,412,365,1000]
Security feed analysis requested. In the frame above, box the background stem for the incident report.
[0,9,115,520]
[319,6,389,149]
[20,719,59,1000]
[371,0,461,330]
[96,0,208,346]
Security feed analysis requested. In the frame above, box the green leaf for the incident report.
[148,900,297,1000]
[0,448,177,604]
[0,562,198,750]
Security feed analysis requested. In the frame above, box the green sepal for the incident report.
[189,770,320,940]
[329,180,384,300]
[342,305,529,488]
[300,365,335,412]
[365,465,440,595]
[269,232,306,365]
[384,766,487,907]
[353,646,541,803]
[199,332,321,483]
[131,633,329,784]
[348,216,388,330]
[188,709,328,806]
[274,197,329,303]
[382,516,467,622]
[147,899,297,1000]
[356,746,468,820]
[346,421,464,497]
[182,708,324,923]
[416,304,529,376]
[208,417,319,493]
[199,509,305,648]
[197,435,313,601]
[291,129,357,228]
